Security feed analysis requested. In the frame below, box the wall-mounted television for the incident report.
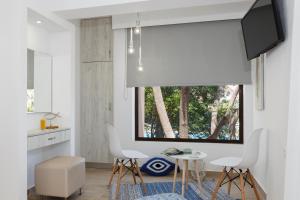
[241,0,284,60]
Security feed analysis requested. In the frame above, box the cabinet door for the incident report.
[81,17,113,62]
[80,62,113,163]
[41,133,54,147]
[51,131,65,144]
[28,136,40,151]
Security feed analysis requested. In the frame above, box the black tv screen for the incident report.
[241,0,284,60]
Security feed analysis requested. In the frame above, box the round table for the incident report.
[170,152,207,197]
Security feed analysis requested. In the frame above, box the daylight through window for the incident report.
[135,85,243,143]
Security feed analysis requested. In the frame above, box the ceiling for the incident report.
[27,9,66,32]
[28,0,255,20]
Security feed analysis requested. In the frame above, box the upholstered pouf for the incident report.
[35,156,85,199]
[140,157,176,176]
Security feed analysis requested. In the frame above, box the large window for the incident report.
[135,85,243,143]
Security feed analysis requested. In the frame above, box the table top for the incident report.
[170,152,207,160]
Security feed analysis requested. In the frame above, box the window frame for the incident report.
[135,85,244,144]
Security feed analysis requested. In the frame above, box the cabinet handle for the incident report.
[48,137,56,141]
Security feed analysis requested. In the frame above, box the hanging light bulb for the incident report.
[128,27,135,54]
[134,26,141,35]
[138,63,143,71]
[134,13,141,35]
[138,27,143,72]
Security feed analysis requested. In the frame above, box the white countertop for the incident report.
[27,128,70,137]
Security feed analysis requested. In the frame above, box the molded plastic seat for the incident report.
[107,124,149,160]
[122,150,148,159]
[210,128,266,200]
[210,157,242,167]
[210,128,265,169]
[107,123,148,196]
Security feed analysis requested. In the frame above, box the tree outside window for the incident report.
[135,85,243,144]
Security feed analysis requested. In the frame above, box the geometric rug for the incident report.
[110,181,235,200]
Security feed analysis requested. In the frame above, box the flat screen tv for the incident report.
[241,0,284,60]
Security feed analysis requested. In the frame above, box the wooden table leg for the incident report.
[173,159,179,192]
[185,161,189,190]
[194,160,203,190]
[182,160,188,196]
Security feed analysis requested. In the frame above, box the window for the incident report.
[135,85,243,144]
[27,89,35,112]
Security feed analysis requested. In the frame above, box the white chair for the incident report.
[210,128,265,200]
[107,124,148,196]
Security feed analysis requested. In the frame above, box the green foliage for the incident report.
[188,86,219,134]
[143,85,240,140]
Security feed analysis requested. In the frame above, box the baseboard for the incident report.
[206,171,267,199]
[85,162,113,169]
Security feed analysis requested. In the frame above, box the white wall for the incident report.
[251,0,295,199]
[27,24,72,130]
[284,0,300,199]
[69,19,81,156]
[0,0,27,199]
[26,11,76,188]
[113,29,253,170]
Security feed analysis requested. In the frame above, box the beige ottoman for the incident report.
[35,156,85,199]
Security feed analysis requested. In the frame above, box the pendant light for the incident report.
[137,27,143,72]
[128,27,135,54]
[134,13,141,35]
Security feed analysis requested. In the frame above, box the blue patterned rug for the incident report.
[110,181,235,200]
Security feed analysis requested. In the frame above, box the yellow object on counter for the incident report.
[40,118,46,130]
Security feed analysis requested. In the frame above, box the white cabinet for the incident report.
[80,17,114,163]
[27,135,41,150]
[27,128,70,151]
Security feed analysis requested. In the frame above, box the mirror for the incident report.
[27,49,52,113]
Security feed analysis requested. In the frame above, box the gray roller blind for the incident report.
[127,19,251,87]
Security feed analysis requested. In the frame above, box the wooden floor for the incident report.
[28,168,265,200]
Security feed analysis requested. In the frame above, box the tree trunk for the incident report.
[208,86,239,139]
[152,87,175,138]
[179,87,190,138]
[229,110,239,139]
[210,100,219,134]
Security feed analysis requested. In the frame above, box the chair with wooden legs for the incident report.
[210,128,265,200]
[107,124,148,198]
